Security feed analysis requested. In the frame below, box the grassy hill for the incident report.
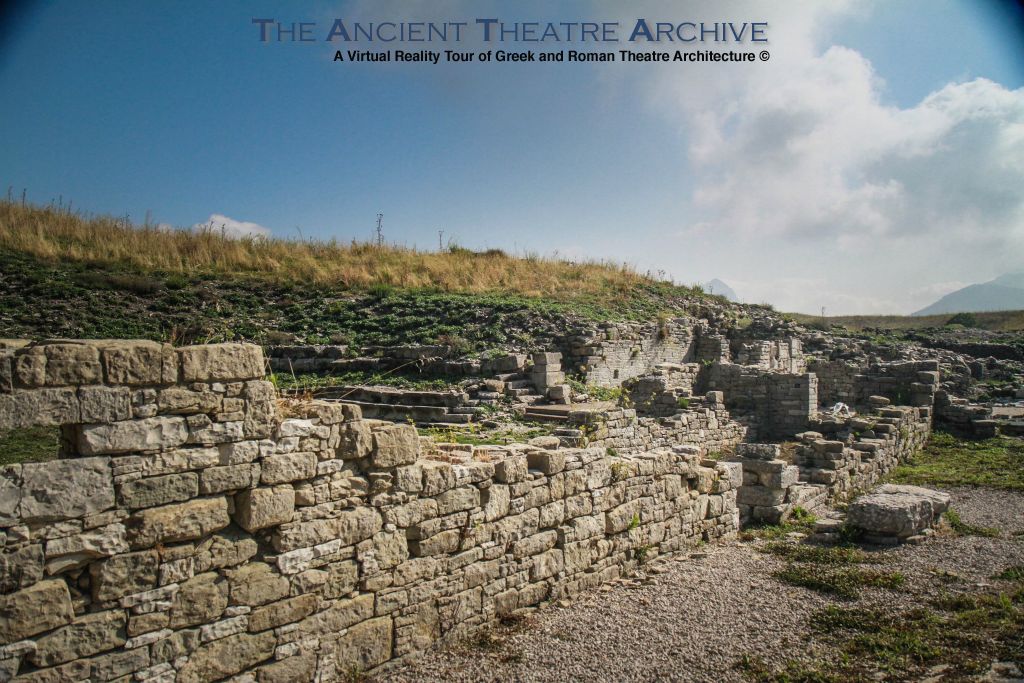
[0,200,725,348]
[787,310,1024,333]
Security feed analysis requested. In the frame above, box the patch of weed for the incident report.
[889,432,1024,491]
[945,510,1000,538]
[0,426,61,466]
[775,565,905,600]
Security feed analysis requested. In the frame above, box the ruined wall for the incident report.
[731,339,805,374]
[808,359,940,409]
[624,363,701,418]
[565,394,748,457]
[561,320,696,388]
[731,405,933,524]
[0,340,739,682]
[702,365,817,440]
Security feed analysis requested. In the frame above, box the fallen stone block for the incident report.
[847,484,951,540]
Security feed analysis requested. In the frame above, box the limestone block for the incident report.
[421,462,456,496]
[435,486,480,515]
[178,343,264,382]
[494,455,528,483]
[261,452,317,485]
[189,420,245,445]
[847,484,951,538]
[395,464,423,493]
[334,617,393,673]
[0,579,75,644]
[531,351,562,366]
[527,450,566,475]
[512,530,557,558]
[247,593,318,632]
[370,530,409,570]
[257,653,316,683]
[78,416,188,455]
[119,472,199,509]
[89,647,151,682]
[90,549,160,601]
[2,387,79,429]
[0,465,21,526]
[29,609,126,667]
[339,421,373,459]
[227,562,289,607]
[482,484,510,522]
[200,463,259,494]
[370,423,420,469]
[157,387,221,414]
[79,385,132,422]
[0,544,43,592]
[169,572,229,628]
[44,523,129,574]
[233,486,295,532]
[100,341,177,385]
[127,496,230,548]
[530,548,564,580]
[736,485,787,508]
[272,507,382,552]
[176,631,275,683]
[41,343,102,386]
[20,457,114,522]
[408,528,460,557]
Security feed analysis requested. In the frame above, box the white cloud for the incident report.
[630,1,1024,313]
[192,214,272,239]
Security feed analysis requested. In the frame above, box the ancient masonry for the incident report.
[0,341,741,681]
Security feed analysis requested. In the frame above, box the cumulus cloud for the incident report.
[191,214,272,239]
[626,1,1024,313]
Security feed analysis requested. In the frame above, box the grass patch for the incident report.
[734,654,840,683]
[994,566,1024,581]
[775,565,905,600]
[795,582,1024,680]
[274,370,457,392]
[889,432,1024,491]
[418,424,553,446]
[0,426,60,466]
[944,510,1000,538]
[760,543,883,566]
[739,509,817,541]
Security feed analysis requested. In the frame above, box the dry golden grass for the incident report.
[0,199,669,299]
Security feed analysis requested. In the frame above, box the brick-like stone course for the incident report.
[0,340,740,681]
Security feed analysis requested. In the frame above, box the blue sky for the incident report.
[2,1,1023,314]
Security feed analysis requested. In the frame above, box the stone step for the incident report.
[505,388,534,397]
[450,407,487,415]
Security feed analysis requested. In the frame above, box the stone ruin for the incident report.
[0,340,740,681]
[0,315,1002,680]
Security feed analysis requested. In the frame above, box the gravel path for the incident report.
[380,487,1024,683]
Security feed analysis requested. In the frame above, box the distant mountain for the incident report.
[705,279,739,302]
[913,272,1024,316]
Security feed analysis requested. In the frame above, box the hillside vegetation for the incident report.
[0,199,721,347]
[788,311,1024,333]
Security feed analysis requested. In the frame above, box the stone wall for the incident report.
[560,320,696,388]
[730,404,933,524]
[0,340,740,681]
[808,359,940,409]
[731,339,805,374]
[624,363,701,418]
[565,395,748,457]
[702,365,817,440]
